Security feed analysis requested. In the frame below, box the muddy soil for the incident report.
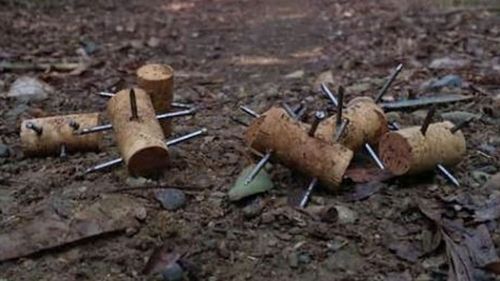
[0,0,499,280]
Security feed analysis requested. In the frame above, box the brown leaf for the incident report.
[344,166,394,183]
[142,243,180,275]
[346,181,385,201]
[442,230,475,281]
[0,195,145,261]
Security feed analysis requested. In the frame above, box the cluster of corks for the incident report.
[243,97,466,190]
[20,64,176,177]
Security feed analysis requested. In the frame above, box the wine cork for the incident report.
[379,121,466,175]
[137,64,174,136]
[316,97,388,151]
[244,107,353,191]
[107,88,169,176]
[21,113,100,157]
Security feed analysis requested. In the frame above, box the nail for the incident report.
[240,105,260,118]
[129,88,138,120]
[85,128,207,174]
[26,122,43,136]
[69,120,80,130]
[420,107,436,136]
[60,144,67,158]
[320,83,339,107]
[165,128,208,146]
[336,86,344,127]
[299,178,318,208]
[334,119,349,142]
[437,164,460,187]
[282,102,298,120]
[308,111,326,136]
[364,143,385,170]
[374,63,403,103]
[450,117,474,134]
[244,151,272,185]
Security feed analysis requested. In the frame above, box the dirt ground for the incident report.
[1,0,499,280]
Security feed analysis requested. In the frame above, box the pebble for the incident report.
[429,57,469,69]
[284,70,304,79]
[155,188,186,211]
[7,76,53,102]
[441,111,479,124]
[471,171,491,184]
[0,144,10,158]
[421,74,462,91]
[242,199,263,219]
[386,112,401,124]
[410,109,428,122]
[298,253,311,264]
[125,176,151,187]
[288,252,299,268]
[335,205,358,224]
[161,262,184,281]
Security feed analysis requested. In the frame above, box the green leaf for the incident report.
[228,165,274,201]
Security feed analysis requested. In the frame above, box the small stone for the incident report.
[346,82,371,93]
[155,189,186,211]
[288,252,299,268]
[0,144,10,158]
[147,37,161,48]
[242,200,263,219]
[161,262,184,281]
[410,109,428,122]
[7,76,53,102]
[421,74,462,91]
[130,39,144,49]
[441,111,480,124]
[298,253,311,264]
[471,171,491,185]
[261,212,275,224]
[335,205,358,224]
[284,70,304,79]
[429,57,469,70]
[126,176,150,187]
[386,112,401,124]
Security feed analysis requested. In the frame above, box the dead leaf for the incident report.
[388,240,422,262]
[143,243,181,275]
[346,181,385,201]
[344,166,394,183]
[442,230,475,281]
[0,195,145,261]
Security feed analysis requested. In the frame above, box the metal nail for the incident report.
[85,128,207,174]
[244,151,272,185]
[165,128,207,146]
[420,107,436,136]
[374,63,403,103]
[60,144,67,158]
[450,117,474,134]
[69,120,80,130]
[336,86,344,127]
[78,109,196,135]
[98,92,115,97]
[299,178,318,208]
[129,88,139,120]
[320,83,339,107]
[282,102,298,120]
[364,143,385,170]
[240,105,260,118]
[308,111,326,136]
[171,102,193,109]
[99,92,193,110]
[26,122,43,136]
[437,164,460,187]
[334,119,349,142]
